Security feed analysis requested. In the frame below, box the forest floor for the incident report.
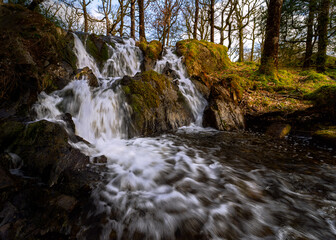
[222,62,336,116]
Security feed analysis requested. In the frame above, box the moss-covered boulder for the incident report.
[305,85,336,119]
[121,70,193,136]
[138,40,163,71]
[176,39,231,96]
[84,33,110,69]
[5,120,90,187]
[313,127,336,147]
[0,4,76,118]
[203,83,245,131]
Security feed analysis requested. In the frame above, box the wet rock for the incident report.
[75,67,99,87]
[0,121,25,152]
[266,123,291,139]
[6,120,90,187]
[121,70,193,137]
[93,155,108,164]
[203,84,245,131]
[138,40,162,71]
[0,167,14,190]
[53,195,78,212]
[162,62,180,80]
[313,126,336,147]
[56,112,76,133]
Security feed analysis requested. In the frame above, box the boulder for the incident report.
[121,70,193,136]
[8,120,90,186]
[75,67,99,87]
[203,84,245,131]
[313,126,336,147]
[266,123,291,139]
[0,4,76,118]
[138,40,163,71]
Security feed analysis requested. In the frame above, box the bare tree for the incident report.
[139,0,146,40]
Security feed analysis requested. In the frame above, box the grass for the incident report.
[216,62,336,115]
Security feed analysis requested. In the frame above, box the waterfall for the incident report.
[33,34,218,239]
[155,48,207,126]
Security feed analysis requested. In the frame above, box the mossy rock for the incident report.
[138,40,163,71]
[85,34,110,68]
[0,121,25,151]
[300,70,329,83]
[0,4,75,113]
[176,39,231,88]
[313,126,336,147]
[305,85,336,108]
[121,70,193,136]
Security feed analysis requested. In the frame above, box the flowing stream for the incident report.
[33,35,336,240]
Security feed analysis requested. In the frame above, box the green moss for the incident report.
[300,70,329,82]
[0,121,25,151]
[305,85,336,108]
[176,39,231,87]
[139,40,162,60]
[122,70,169,113]
[85,35,110,65]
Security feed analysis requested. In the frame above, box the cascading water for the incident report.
[33,34,336,240]
[155,48,207,126]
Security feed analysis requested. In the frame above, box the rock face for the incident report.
[121,70,193,136]
[176,40,245,131]
[203,84,245,130]
[75,67,99,87]
[138,40,163,71]
[0,119,101,239]
[0,4,76,119]
[2,120,90,187]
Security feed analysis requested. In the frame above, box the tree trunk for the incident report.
[119,0,124,36]
[227,22,232,49]
[303,0,316,69]
[259,0,283,75]
[105,13,110,36]
[238,25,244,62]
[194,0,199,39]
[83,0,88,33]
[210,0,215,42]
[131,0,135,39]
[138,0,146,41]
[316,0,330,72]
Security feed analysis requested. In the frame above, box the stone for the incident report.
[266,123,291,139]
[121,70,193,137]
[203,84,245,131]
[313,126,336,146]
[75,67,99,87]
[54,195,78,212]
[0,167,14,190]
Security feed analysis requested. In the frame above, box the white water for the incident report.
[155,48,207,126]
[32,35,336,240]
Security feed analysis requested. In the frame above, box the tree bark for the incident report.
[138,0,146,41]
[210,0,215,42]
[316,0,330,72]
[105,12,110,35]
[238,25,244,62]
[119,0,124,36]
[259,0,283,75]
[194,0,199,39]
[303,0,316,69]
[83,0,89,33]
[131,0,135,39]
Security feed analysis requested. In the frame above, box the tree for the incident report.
[99,0,112,35]
[194,0,199,39]
[303,0,317,68]
[234,0,260,62]
[316,0,331,72]
[259,0,284,74]
[130,0,136,39]
[139,0,146,40]
[210,0,214,42]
